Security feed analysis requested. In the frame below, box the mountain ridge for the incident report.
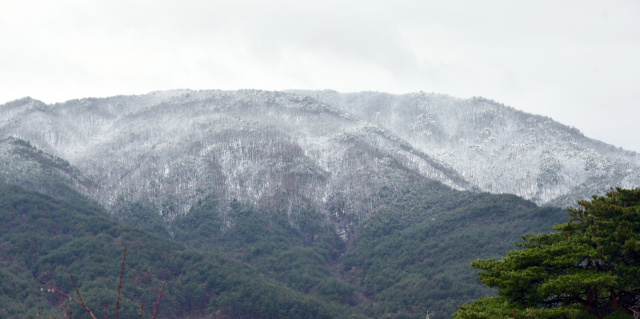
[1,89,638,223]
[290,90,640,207]
[0,90,469,239]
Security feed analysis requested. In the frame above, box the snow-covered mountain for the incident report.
[293,90,640,207]
[1,89,638,224]
[0,90,468,235]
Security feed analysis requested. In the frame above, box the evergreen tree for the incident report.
[455,188,640,319]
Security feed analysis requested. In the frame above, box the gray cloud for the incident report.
[1,0,639,151]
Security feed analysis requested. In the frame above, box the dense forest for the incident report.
[0,174,570,318]
[0,183,363,319]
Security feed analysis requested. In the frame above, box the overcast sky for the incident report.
[1,0,639,151]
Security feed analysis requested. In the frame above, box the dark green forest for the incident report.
[0,184,360,319]
[0,179,569,319]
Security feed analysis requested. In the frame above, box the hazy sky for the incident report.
[2,0,639,151]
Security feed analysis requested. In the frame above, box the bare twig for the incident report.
[70,275,98,319]
[40,282,82,305]
[38,247,166,319]
[151,282,165,319]
[40,279,96,319]
[70,276,85,305]
[61,297,69,319]
[116,247,127,319]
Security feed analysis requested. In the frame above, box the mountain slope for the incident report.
[168,174,569,319]
[0,92,582,318]
[1,89,638,223]
[0,168,570,319]
[294,90,640,206]
[0,136,103,209]
[0,91,468,234]
[0,183,365,319]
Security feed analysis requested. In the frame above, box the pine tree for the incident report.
[454,188,640,319]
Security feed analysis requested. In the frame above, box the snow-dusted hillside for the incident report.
[293,90,640,207]
[0,136,96,199]
[2,89,638,227]
[0,90,467,236]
